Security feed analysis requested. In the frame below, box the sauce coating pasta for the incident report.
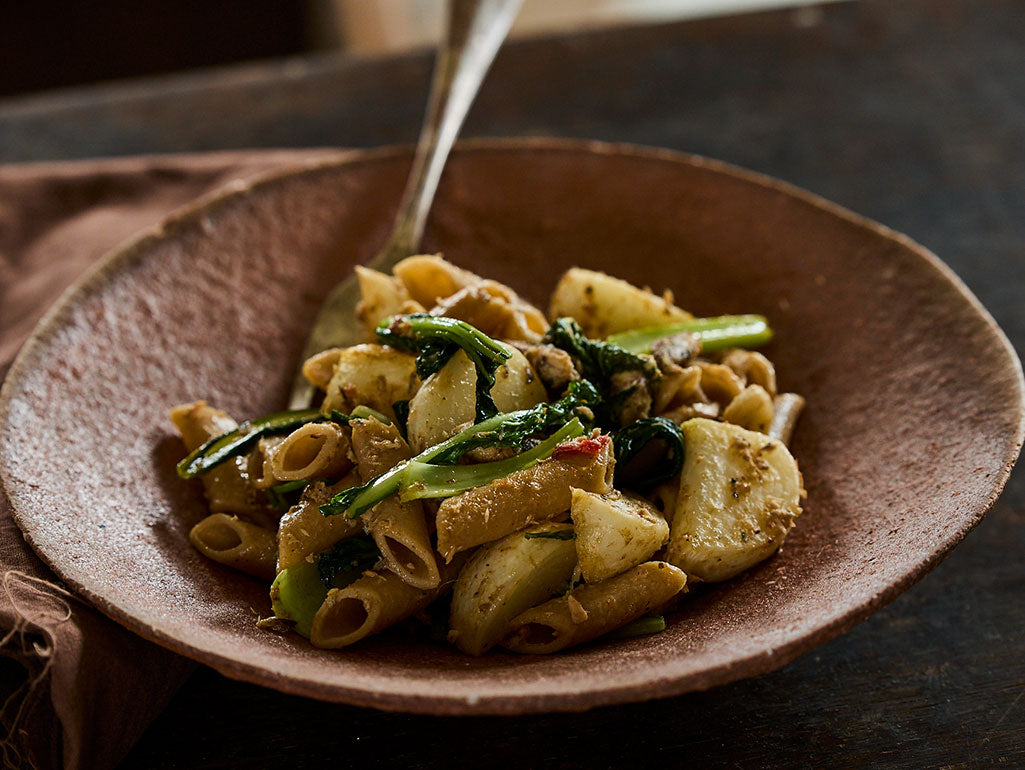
[171,257,805,654]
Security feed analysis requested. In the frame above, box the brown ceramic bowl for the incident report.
[1,139,1022,714]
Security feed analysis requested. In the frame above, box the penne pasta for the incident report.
[172,258,805,657]
[276,474,364,572]
[350,418,440,590]
[355,266,422,337]
[268,421,353,482]
[721,349,777,398]
[429,280,548,343]
[695,361,745,407]
[722,384,775,434]
[435,434,615,562]
[393,254,479,307]
[301,347,345,391]
[189,513,277,580]
[309,558,462,649]
[501,561,687,654]
[768,393,806,446]
[169,401,269,518]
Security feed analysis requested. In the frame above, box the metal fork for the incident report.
[288,0,523,408]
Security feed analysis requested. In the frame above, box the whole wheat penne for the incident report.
[501,561,687,654]
[169,401,269,518]
[350,418,440,590]
[269,421,353,482]
[435,435,615,562]
[768,393,806,445]
[189,513,277,580]
[309,558,463,649]
[277,474,364,572]
[301,347,345,390]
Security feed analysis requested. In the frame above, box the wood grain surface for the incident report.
[2,0,1023,766]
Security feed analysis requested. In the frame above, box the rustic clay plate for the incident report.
[1,139,1022,714]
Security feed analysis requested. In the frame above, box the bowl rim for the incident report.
[1,137,1022,714]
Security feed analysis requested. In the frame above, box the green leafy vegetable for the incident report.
[613,417,685,491]
[543,318,661,426]
[544,317,658,383]
[428,378,601,465]
[611,615,667,639]
[320,381,601,519]
[606,315,772,354]
[321,416,585,517]
[316,536,381,588]
[399,419,584,501]
[177,409,330,479]
[267,479,314,512]
[348,405,392,424]
[392,399,411,437]
[377,314,512,421]
[524,529,577,541]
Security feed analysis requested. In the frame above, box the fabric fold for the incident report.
[0,149,338,769]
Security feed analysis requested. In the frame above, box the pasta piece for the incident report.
[320,343,420,419]
[301,348,344,390]
[268,421,353,482]
[653,362,705,414]
[650,479,679,518]
[768,393,806,445]
[350,418,440,590]
[277,474,364,571]
[406,347,547,453]
[355,266,425,338]
[430,280,548,343]
[721,349,777,397]
[501,561,687,654]
[169,401,268,518]
[251,436,285,490]
[435,435,615,562]
[722,384,775,434]
[309,558,462,649]
[449,522,578,656]
[393,254,479,307]
[695,361,744,407]
[665,418,803,582]
[548,268,692,339]
[570,489,670,582]
[189,513,277,580]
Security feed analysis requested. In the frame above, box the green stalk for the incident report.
[348,405,392,424]
[320,409,533,518]
[606,315,772,354]
[399,419,584,501]
[177,408,327,479]
[611,615,667,639]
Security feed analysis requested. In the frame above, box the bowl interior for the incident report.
[1,140,1021,714]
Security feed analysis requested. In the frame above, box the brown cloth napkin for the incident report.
[0,149,339,770]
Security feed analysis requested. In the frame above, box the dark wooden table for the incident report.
[3,0,1023,766]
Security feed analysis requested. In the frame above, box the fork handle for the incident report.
[370,0,524,269]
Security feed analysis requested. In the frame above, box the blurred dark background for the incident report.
[0,1,316,98]
[0,1,801,99]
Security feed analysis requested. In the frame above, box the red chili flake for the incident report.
[552,434,610,460]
